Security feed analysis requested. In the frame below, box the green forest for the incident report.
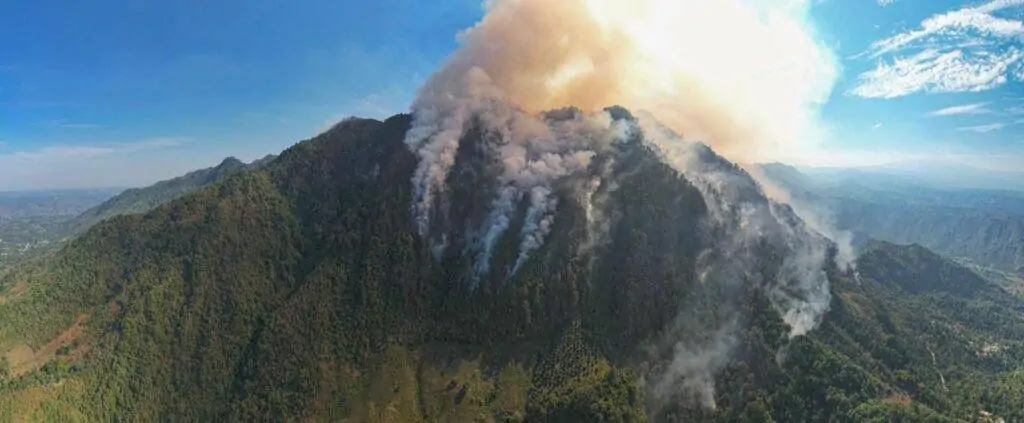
[1,115,1022,422]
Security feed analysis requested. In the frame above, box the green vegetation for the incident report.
[0,157,274,271]
[0,115,1021,421]
[64,155,274,235]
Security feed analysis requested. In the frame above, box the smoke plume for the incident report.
[745,164,859,272]
[407,0,839,259]
[635,113,833,410]
[403,0,840,409]
[411,0,837,162]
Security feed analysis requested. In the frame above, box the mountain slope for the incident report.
[1,114,1022,421]
[63,155,274,235]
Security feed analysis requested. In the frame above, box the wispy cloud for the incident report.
[872,122,884,129]
[38,119,105,130]
[852,48,1023,99]
[3,138,187,163]
[0,138,195,190]
[957,123,1006,132]
[851,0,1024,98]
[877,0,898,6]
[928,102,993,116]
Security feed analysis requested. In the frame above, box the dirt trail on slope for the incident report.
[6,314,90,377]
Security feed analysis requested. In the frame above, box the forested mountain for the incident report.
[1,113,1022,422]
[64,155,275,235]
[757,163,1024,277]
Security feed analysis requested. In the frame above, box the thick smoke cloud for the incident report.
[408,66,626,281]
[404,0,841,410]
[411,0,837,163]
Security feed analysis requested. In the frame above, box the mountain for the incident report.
[64,155,275,235]
[862,159,1024,192]
[757,163,1024,277]
[1,113,1022,421]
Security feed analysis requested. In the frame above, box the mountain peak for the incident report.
[217,157,244,169]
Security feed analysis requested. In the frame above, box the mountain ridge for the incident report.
[756,162,1024,276]
[63,154,276,235]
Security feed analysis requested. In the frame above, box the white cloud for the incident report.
[852,48,1023,98]
[877,0,898,5]
[867,9,1022,58]
[0,138,191,190]
[872,122,884,129]
[957,123,1006,132]
[2,138,186,164]
[928,102,993,116]
[852,0,1024,98]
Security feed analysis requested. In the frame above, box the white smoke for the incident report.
[637,112,832,337]
[409,67,626,282]
[634,113,833,409]
[402,0,841,410]
[650,320,739,410]
[407,68,504,238]
[745,164,859,273]
[513,186,558,275]
[577,160,620,264]
[473,185,523,281]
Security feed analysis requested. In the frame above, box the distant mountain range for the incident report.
[0,188,122,220]
[809,158,1024,192]
[757,162,1024,277]
[0,156,273,269]
[1,112,1022,421]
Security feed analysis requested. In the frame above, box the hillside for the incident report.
[0,113,1022,421]
[63,155,275,235]
[757,163,1024,276]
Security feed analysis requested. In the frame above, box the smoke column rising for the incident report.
[411,0,838,161]
[407,0,840,245]
[403,0,842,408]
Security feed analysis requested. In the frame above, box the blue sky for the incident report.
[810,0,1024,172]
[1,0,1022,190]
